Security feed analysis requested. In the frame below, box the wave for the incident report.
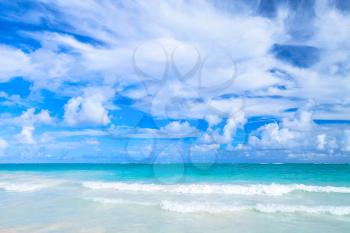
[84,197,350,216]
[160,201,350,216]
[0,181,61,192]
[82,181,350,196]
[85,197,155,206]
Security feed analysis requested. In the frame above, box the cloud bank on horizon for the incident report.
[0,0,350,163]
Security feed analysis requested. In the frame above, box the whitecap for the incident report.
[82,181,350,196]
[0,180,61,192]
[160,201,350,216]
[85,197,155,206]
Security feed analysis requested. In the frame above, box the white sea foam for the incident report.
[0,181,61,192]
[160,201,350,216]
[82,181,350,196]
[86,197,154,206]
[84,197,350,216]
[160,201,247,214]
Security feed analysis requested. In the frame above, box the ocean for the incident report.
[0,164,350,233]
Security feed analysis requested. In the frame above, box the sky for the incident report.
[0,0,350,163]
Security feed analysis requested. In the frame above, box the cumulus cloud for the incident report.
[64,87,115,126]
[248,107,314,150]
[0,0,291,121]
[0,91,27,107]
[248,108,350,154]
[160,121,199,137]
[205,115,222,128]
[15,108,53,126]
[317,134,327,150]
[1,0,348,122]
[0,45,31,82]
[249,122,299,149]
[197,106,246,151]
[0,1,348,111]
[222,110,246,149]
[109,121,199,139]
[0,0,350,160]
[11,108,54,145]
[16,126,35,144]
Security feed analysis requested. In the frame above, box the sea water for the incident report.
[0,164,350,233]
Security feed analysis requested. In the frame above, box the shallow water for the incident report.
[0,164,350,233]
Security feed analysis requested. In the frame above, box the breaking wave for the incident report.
[85,197,155,206]
[160,201,350,216]
[82,181,350,196]
[0,180,61,192]
[84,197,350,216]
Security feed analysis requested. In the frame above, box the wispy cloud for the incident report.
[0,0,349,162]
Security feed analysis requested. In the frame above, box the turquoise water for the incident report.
[0,164,350,233]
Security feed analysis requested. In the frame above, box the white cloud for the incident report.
[15,108,53,126]
[0,91,27,107]
[64,87,115,126]
[109,121,199,139]
[248,108,314,150]
[0,0,348,124]
[16,126,35,144]
[1,0,347,123]
[10,108,54,145]
[282,109,314,131]
[248,108,350,154]
[249,122,298,149]
[222,110,246,149]
[42,129,109,139]
[190,143,220,153]
[343,130,350,152]
[0,44,77,91]
[198,108,246,150]
[0,45,31,82]
[160,121,199,137]
[0,0,289,121]
[205,115,222,128]
[0,0,350,160]
[317,134,327,150]
[0,138,9,155]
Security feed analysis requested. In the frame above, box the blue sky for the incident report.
[0,0,350,163]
